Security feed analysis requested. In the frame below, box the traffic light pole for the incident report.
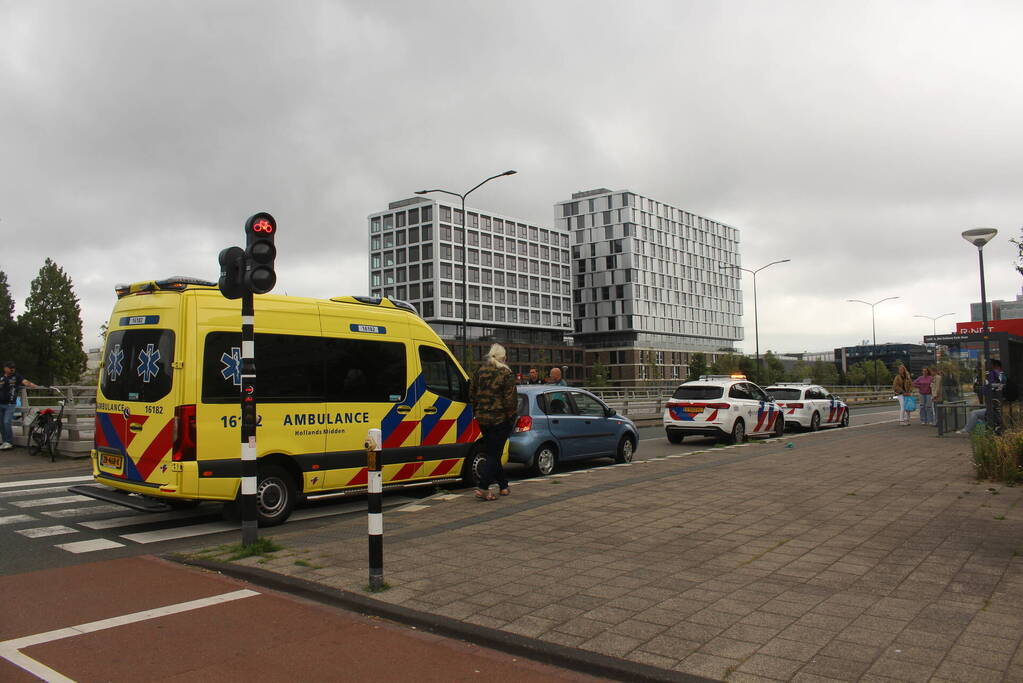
[239,290,259,546]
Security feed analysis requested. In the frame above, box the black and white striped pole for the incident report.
[239,292,258,546]
[365,427,384,590]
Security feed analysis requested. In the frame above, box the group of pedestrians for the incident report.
[892,364,943,426]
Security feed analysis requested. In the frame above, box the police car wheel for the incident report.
[840,411,850,428]
[532,445,557,476]
[615,436,635,463]
[810,412,821,432]
[256,466,295,527]
[773,415,785,438]
[666,429,684,444]
[728,419,746,444]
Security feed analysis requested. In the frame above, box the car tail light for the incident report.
[787,402,804,409]
[514,415,532,432]
[706,403,730,409]
[172,404,197,461]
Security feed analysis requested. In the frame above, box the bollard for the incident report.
[365,428,384,591]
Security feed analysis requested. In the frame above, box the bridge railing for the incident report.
[14,385,96,456]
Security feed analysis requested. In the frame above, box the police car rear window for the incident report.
[672,386,723,400]
[101,329,175,402]
[768,388,802,400]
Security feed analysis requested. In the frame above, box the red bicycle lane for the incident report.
[0,556,599,682]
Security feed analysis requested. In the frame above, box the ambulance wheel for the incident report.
[810,412,821,432]
[666,430,684,444]
[462,447,486,487]
[256,466,295,527]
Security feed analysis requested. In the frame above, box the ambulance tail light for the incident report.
[173,404,197,461]
[515,416,533,432]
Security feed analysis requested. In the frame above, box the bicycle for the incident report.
[27,387,65,462]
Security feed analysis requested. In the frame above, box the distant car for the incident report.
[663,375,784,444]
[508,386,639,476]
[766,383,849,431]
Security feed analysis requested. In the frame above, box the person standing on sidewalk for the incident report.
[469,344,517,501]
[893,364,913,426]
[985,358,1005,435]
[0,362,40,449]
[914,367,935,425]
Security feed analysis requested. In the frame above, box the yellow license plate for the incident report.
[685,407,703,416]
[100,453,123,470]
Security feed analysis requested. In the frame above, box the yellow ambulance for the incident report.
[75,277,490,526]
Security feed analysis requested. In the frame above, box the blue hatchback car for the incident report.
[508,385,640,476]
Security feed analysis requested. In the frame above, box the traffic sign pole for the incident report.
[240,290,259,546]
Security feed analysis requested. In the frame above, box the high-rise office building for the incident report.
[367,197,582,379]
[555,188,743,384]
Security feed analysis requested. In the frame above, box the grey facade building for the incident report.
[367,197,582,379]
[555,188,743,383]
[971,289,1023,322]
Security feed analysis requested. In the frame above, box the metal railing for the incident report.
[14,385,96,456]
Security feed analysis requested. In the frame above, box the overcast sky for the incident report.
[3,0,1022,356]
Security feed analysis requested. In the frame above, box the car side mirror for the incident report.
[767,394,775,402]
[605,406,616,417]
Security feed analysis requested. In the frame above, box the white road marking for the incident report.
[0,514,36,525]
[80,509,204,530]
[550,473,574,478]
[0,475,93,490]
[42,504,127,518]
[55,538,125,553]
[0,485,73,499]
[395,504,430,512]
[16,525,77,538]
[121,521,236,544]
[431,493,462,501]
[0,589,258,682]
[12,495,88,508]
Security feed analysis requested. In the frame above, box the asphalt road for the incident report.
[0,405,901,576]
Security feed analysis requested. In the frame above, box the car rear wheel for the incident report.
[727,418,746,444]
[666,429,684,444]
[809,412,821,432]
[615,436,635,463]
[531,445,557,476]
[773,414,785,438]
[255,465,296,527]
[840,410,850,428]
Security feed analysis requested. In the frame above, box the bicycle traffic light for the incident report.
[244,212,277,294]
[218,246,245,300]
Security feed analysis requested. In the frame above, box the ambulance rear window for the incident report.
[101,329,175,402]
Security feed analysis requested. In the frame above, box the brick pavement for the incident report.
[190,422,1023,682]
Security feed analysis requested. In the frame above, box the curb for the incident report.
[171,555,716,683]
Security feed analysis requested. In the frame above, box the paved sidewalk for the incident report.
[189,422,1023,682]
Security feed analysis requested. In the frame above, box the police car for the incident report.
[663,375,784,444]
[765,383,849,431]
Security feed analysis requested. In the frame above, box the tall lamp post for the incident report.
[847,296,899,389]
[416,170,517,365]
[913,312,955,336]
[719,258,790,379]
[962,227,998,421]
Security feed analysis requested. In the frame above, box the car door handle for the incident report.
[396,406,412,415]
[423,406,438,414]
[584,420,592,424]
[551,419,559,424]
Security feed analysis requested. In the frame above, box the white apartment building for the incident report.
[555,188,743,383]
[367,197,580,378]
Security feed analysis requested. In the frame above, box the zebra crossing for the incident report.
[0,475,419,556]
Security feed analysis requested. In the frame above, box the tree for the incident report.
[1012,228,1023,277]
[0,270,16,362]
[811,360,840,386]
[687,352,707,381]
[589,360,610,387]
[17,259,87,385]
[710,353,744,375]
[762,351,786,385]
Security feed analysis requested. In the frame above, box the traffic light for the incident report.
[218,246,245,300]
[244,212,277,294]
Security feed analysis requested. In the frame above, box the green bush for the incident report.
[970,427,1023,483]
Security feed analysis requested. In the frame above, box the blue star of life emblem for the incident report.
[137,344,161,383]
[221,347,242,386]
[107,344,125,381]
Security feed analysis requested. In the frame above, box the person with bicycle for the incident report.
[1,361,39,450]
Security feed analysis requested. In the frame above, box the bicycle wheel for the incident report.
[27,418,45,456]
[44,420,61,461]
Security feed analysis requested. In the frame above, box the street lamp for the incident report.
[914,312,956,336]
[847,296,899,389]
[962,227,998,423]
[719,258,790,379]
[415,170,517,365]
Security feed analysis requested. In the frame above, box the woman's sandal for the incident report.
[499,488,510,496]
[475,489,496,501]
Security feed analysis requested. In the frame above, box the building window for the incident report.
[370,217,381,233]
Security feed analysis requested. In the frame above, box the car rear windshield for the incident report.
[768,388,802,400]
[517,394,528,416]
[100,329,176,402]
[671,385,723,400]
